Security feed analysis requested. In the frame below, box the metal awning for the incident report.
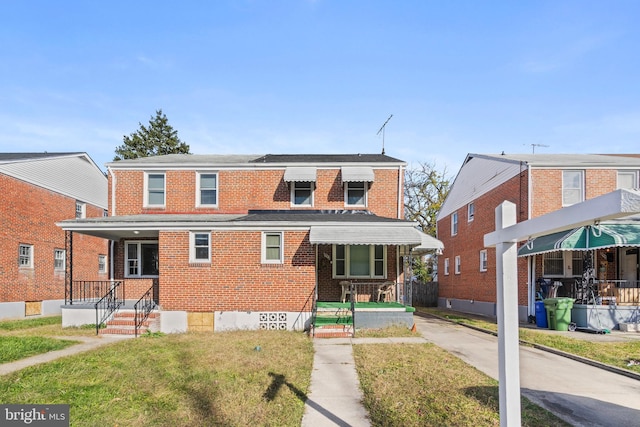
[518,222,640,256]
[283,167,317,182]
[341,166,375,182]
[413,231,445,254]
[309,225,425,246]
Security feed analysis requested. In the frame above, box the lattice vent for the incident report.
[259,312,288,330]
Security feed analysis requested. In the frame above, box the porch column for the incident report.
[494,201,521,427]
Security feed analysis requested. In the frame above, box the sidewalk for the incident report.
[0,335,129,376]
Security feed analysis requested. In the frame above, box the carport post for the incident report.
[494,201,521,427]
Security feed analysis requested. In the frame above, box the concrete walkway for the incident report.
[0,335,129,376]
[301,336,426,427]
[302,315,640,427]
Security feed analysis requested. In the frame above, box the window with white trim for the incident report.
[333,245,386,278]
[345,182,367,206]
[262,232,284,264]
[125,241,159,277]
[98,255,107,273]
[543,251,563,276]
[468,202,475,222]
[444,258,450,276]
[197,172,218,207]
[479,250,487,272]
[454,256,461,274]
[617,171,638,189]
[562,170,584,206]
[451,212,458,236]
[54,249,66,271]
[75,201,86,219]
[145,172,165,207]
[19,244,33,268]
[292,182,313,206]
[190,232,211,263]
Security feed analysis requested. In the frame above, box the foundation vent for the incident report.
[259,312,287,330]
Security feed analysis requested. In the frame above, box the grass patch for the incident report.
[0,336,78,363]
[355,325,416,338]
[0,330,314,426]
[0,316,62,331]
[416,307,640,374]
[354,343,570,427]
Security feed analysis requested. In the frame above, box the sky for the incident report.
[1,1,639,175]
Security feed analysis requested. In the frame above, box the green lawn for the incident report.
[0,330,314,426]
[354,343,570,427]
[0,336,78,363]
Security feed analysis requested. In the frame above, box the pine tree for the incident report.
[114,109,190,160]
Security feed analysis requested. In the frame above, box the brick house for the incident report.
[59,154,439,333]
[0,153,108,320]
[436,153,640,323]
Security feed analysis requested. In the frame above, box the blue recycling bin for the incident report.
[535,300,548,328]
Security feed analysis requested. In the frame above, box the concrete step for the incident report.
[311,324,354,339]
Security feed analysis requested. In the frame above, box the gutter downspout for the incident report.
[397,164,404,219]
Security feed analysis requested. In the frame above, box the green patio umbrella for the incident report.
[518,221,640,257]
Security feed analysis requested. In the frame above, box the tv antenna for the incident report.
[376,114,393,154]
[530,143,549,154]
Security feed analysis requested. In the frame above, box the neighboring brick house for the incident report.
[436,153,640,322]
[60,154,437,333]
[0,153,108,320]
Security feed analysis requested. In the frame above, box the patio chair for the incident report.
[340,281,354,303]
[376,282,395,302]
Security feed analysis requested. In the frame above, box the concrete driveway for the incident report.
[414,314,640,427]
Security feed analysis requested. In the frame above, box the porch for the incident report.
[311,301,416,338]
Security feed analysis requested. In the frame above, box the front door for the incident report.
[620,248,639,283]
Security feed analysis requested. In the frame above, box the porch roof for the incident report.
[309,225,435,247]
[517,216,640,256]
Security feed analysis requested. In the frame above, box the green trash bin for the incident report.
[544,297,574,331]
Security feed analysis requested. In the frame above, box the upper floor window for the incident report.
[98,254,107,274]
[468,202,475,222]
[190,232,211,263]
[479,250,487,272]
[145,172,165,207]
[54,249,66,271]
[451,212,458,236]
[345,182,367,206]
[617,171,638,190]
[262,232,284,264]
[443,258,450,276]
[454,256,461,274]
[333,244,386,278]
[19,244,33,268]
[125,241,159,277]
[292,182,314,207]
[562,170,584,207]
[197,172,218,207]
[75,201,86,219]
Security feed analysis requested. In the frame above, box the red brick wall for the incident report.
[439,165,624,308]
[0,174,109,303]
[154,230,316,312]
[110,167,402,217]
[438,171,530,305]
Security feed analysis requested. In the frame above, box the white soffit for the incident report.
[283,167,317,182]
[438,156,522,219]
[341,166,375,182]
